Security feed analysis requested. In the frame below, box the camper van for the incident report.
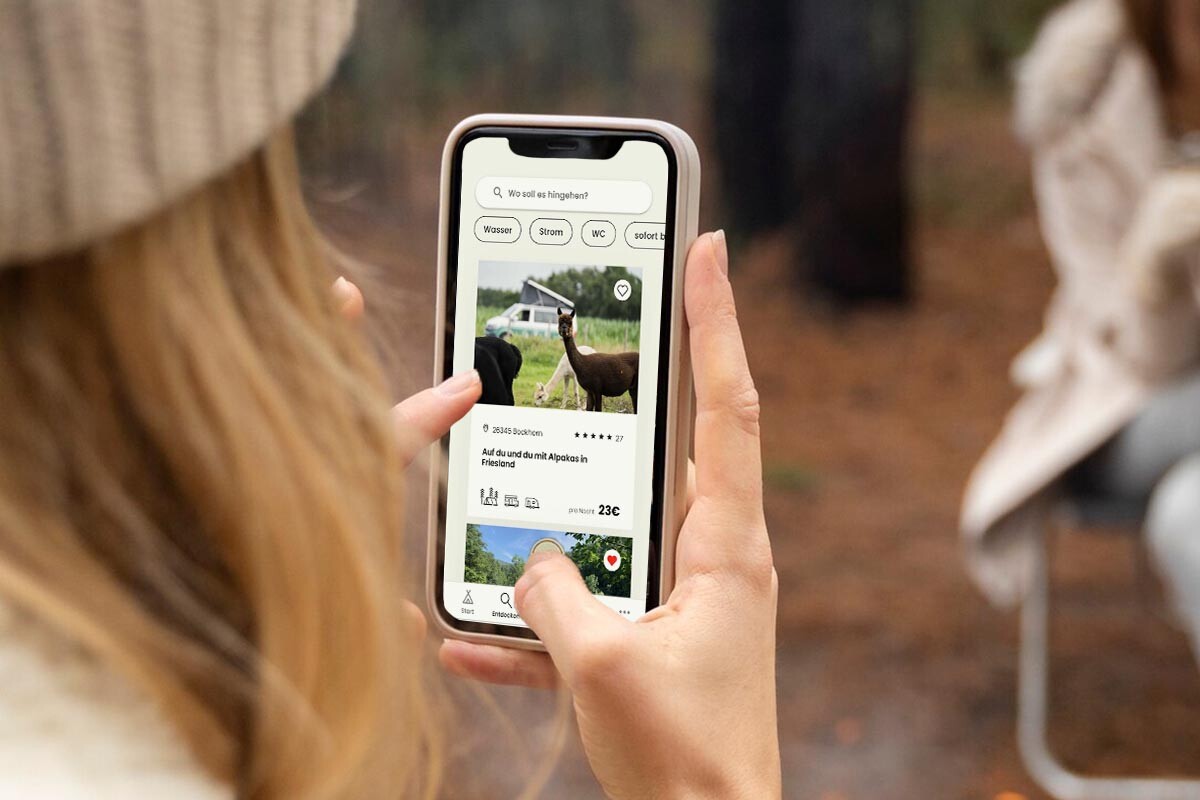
[484,279,575,339]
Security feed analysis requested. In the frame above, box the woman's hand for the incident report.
[439,232,781,799]
[332,274,482,470]
[389,369,480,469]
[333,275,481,642]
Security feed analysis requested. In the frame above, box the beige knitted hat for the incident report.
[0,0,357,265]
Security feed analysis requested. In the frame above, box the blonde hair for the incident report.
[0,129,439,797]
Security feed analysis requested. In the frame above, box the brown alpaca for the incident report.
[557,307,639,412]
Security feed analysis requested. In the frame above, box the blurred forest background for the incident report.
[302,1,1056,304]
[299,2,1200,798]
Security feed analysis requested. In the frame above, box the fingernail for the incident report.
[435,369,480,396]
[441,638,470,655]
[332,275,353,300]
[712,230,729,277]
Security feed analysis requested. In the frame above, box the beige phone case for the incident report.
[426,114,700,651]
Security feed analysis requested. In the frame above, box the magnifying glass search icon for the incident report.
[500,591,513,610]
[492,186,502,199]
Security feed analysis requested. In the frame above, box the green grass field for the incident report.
[476,305,640,414]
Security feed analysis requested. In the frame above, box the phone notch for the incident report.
[507,132,624,160]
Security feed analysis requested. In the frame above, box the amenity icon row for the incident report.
[474,216,665,249]
[480,486,539,509]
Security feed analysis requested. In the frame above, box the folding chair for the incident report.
[1018,496,1200,799]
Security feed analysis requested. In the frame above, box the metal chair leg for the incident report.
[1018,531,1200,799]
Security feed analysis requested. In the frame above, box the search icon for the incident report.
[492,186,503,199]
[500,591,513,610]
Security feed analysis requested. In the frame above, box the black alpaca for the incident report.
[474,336,522,406]
[557,307,638,412]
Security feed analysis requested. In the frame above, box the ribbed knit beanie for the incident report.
[0,0,357,265]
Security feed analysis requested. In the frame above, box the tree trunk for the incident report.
[792,0,915,304]
[712,0,793,238]
[713,0,915,305]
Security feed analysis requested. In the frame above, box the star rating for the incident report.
[574,431,616,441]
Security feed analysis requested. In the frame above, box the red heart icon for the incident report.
[606,553,617,566]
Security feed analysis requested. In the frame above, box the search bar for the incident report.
[476,176,652,214]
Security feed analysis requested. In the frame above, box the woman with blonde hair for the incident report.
[0,1,780,797]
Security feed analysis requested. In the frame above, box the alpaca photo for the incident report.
[475,260,642,414]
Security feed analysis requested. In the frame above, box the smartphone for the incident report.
[426,114,700,649]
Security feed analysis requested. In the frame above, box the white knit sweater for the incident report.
[0,601,230,799]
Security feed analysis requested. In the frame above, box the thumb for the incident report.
[515,553,626,679]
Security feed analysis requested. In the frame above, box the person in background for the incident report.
[0,1,779,797]
[963,0,1200,659]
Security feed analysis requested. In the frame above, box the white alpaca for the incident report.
[534,346,595,409]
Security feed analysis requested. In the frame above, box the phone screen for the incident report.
[436,127,677,638]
